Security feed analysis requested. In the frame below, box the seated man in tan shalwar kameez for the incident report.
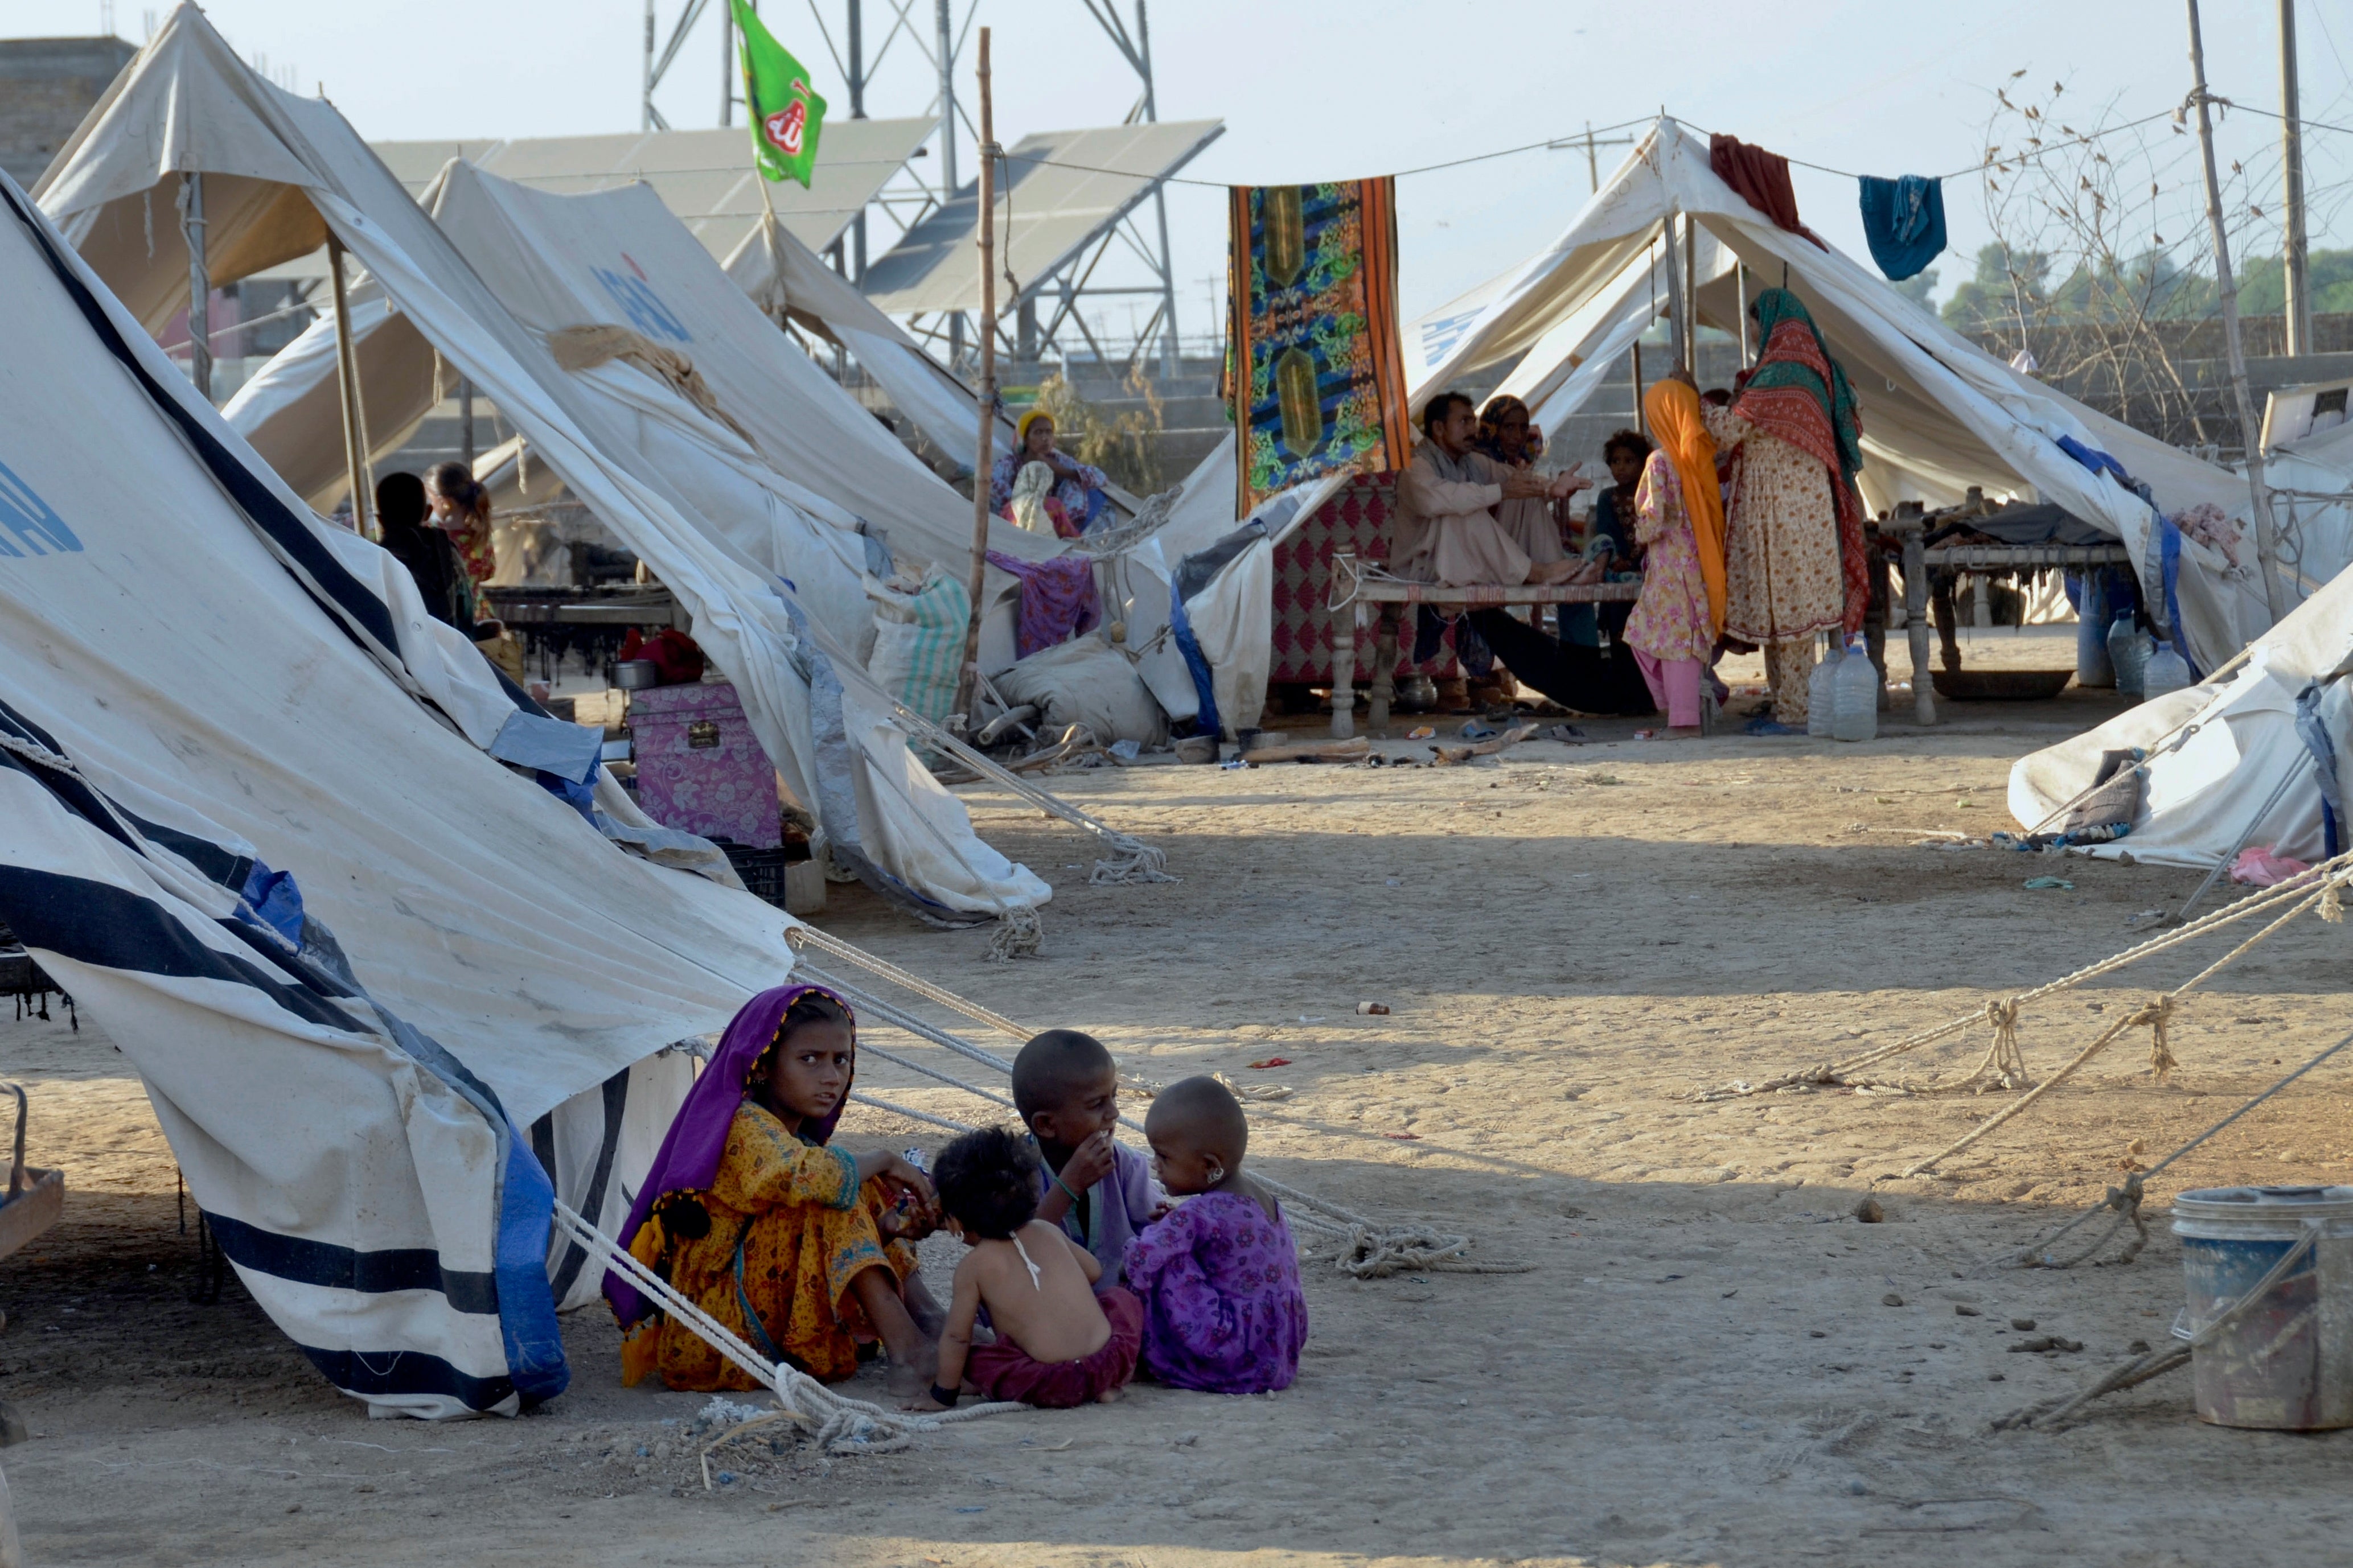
[1393,392,1596,587]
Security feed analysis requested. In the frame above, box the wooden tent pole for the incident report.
[325,231,372,537]
[179,172,212,404]
[953,27,998,725]
[2186,0,2286,626]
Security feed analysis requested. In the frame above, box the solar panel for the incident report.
[369,117,934,260]
[859,120,1222,317]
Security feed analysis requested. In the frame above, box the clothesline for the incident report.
[999,99,2261,197]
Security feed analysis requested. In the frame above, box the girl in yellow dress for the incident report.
[607,986,943,1396]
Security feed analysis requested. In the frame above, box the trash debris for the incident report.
[1459,721,1498,740]
[1407,726,1436,740]
[1218,758,1247,770]
[1107,738,1141,762]
[2231,845,2310,886]
[1381,1131,1420,1141]
[1246,1058,1292,1070]
[1356,1001,1390,1015]
[1542,723,1589,743]
[1296,1015,1326,1024]
[2023,876,2074,890]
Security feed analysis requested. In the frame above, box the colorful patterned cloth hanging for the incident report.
[1224,179,1413,517]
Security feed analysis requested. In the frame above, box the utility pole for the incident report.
[2187,0,2287,625]
[2280,0,2311,356]
[1549,123,1635,195]
[936,0,963,364]
[955,27,999,727]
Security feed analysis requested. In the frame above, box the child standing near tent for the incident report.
[910,1126,1143,1410]
[1124,1076,1308,1394]
[606,986,946,1397]
[1623,380,1726,735]
[1012,1029,1163,1286]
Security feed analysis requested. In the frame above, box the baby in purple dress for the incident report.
[1123,1076,1308,1394]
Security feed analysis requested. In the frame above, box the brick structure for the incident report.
[1,36,136,190]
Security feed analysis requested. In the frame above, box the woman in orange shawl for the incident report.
[1621,377,1726,734]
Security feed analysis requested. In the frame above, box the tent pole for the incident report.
[179,172,212,404]
[2280,0,2310,357]
[954,27,997,727]
[2186,0,2287,627]
[1631,341,1646,439]
[1738,265,1750,363]
[1662,213,1689,376]
[326,232,372,538]
[1683,214,1698,375]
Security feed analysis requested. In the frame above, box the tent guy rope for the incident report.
[784,925,1529,1281]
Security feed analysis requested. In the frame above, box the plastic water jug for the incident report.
[1832,637,1879,741]
[1807,639,1838,736]
[2075,570,2116,688]
[2107,615,2153,698]
[2142,643,2191,703]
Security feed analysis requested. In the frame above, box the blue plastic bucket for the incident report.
[2172,1186,2353,1430]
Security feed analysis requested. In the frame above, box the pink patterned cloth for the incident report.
[987,550,1102,659]
[1122,1191,1308,1394]
[1624,451,1716,665]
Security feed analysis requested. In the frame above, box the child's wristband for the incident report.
[929,1383,960,1408]
[1050,1173,1085,1207]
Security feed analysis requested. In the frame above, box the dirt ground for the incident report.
[6,625,2353,1567]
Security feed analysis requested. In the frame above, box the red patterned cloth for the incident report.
[1270,472,1464,685]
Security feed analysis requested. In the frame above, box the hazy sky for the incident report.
[11,0,2351,345]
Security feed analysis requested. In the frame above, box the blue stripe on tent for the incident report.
[1169,581,1220,739]
[0,175,404,658]
[494,1118,568,1404]
[0,867,358,1032]
[294,1345,516,1415]
[204,1212,498,1314]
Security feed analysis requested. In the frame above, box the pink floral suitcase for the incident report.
[629,681,781,849]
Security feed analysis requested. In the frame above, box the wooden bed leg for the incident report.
[1902,529,1937,726]
[1330,603,1361,739]
[1368,606,1399,735]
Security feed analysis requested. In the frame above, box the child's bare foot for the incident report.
[900,1392,948,1413]
[1526,558,1580,586]
[1095,1386,1126,1404]
[884,1344,938,1401]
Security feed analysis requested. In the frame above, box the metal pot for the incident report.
[612,659,662,691]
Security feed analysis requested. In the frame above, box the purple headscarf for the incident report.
[604,982,856,1326]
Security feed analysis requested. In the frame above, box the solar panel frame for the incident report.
[859,120,1222,318]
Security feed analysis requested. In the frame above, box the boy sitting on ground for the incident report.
[1011,1029,1162,1286]
[910,1126,1143,1410]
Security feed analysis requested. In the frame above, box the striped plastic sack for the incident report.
[865,566,970,727]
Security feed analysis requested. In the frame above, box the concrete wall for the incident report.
[0,36,137,190]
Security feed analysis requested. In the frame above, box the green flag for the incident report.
[732,0,826,188]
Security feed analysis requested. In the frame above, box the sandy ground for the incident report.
[7,626,2353,1566]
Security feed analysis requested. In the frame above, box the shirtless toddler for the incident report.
[909,1126,1142,1410]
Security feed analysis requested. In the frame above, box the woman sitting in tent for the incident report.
[990,411,1110,535]
[1693,290,1868,732]
[607,986,946,1396]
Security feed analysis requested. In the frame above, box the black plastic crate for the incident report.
[714,840,792,907]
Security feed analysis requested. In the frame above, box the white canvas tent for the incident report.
[724,215,1015,475]
[2006,395,2353,869]
[38,5,1049,923]
[1412,118,2274,676]
[0,165,804,1418]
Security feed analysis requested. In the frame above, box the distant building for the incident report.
[0,35,137,190]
